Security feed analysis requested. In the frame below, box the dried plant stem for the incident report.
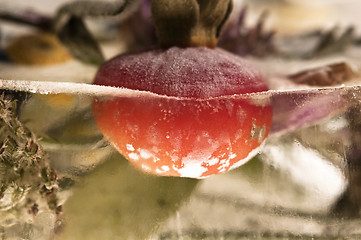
[150,0,233,47]
[0,93,60,214]
[0,8,53,31]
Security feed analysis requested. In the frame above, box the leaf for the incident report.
[56,16,104,66]
[306,26,355,58]
[218,6,276,57]
[56,0,130,18]
[268,61,358,134]
[53,0,135,65]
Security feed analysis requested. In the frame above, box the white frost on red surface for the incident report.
[128,153,139,161]
[175,159,208,178]
[139,149,152,159]
[126,144,135,151]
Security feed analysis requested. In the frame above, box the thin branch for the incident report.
[0,8,53,31]
[59,0,128,17]
[53,0,135,65]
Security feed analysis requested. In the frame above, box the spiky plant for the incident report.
[0,93,60,215]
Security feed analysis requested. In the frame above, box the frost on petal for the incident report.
[270,88,349,135]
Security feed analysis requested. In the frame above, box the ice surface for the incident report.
[262,140,346,202]
[0,79,145,97]
[0,78,357,135]
[1,77,360,97]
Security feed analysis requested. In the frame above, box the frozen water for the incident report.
[1,0,361,238]
[262,140,347,203]
[1,77,360,99]
[0,62,360,239]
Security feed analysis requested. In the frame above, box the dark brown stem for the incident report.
[0,8,53,31]
[150,0,233,48]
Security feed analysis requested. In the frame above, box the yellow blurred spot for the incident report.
[6,32,72,65]
[270,2,334,35]
[38,93,76,108]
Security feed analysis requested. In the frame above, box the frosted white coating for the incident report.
[128,153,139,161]
[170,142,263,178]
[141,163,151,171]
[0,79,138,97]
[94,47,269,98]
[261,141,346,200]
[126,144,135,151]
[139,149,152,159]
[175,159,208,178]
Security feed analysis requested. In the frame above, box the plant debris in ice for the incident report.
[0,93,61,218]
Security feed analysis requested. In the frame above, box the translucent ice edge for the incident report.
[0,79,360,101]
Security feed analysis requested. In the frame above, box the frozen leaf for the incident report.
[270,89,349,135]
[265,61,359,134]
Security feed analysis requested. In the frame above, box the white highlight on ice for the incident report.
[126,144,135,151]
[155,165,170,174]
[262,140,346,202]
[128,153,139,161]
[161,165,170,171]
[176,160,208,178]
[0,79,359,101]
[207,157,219,166]
[141,164,151,171]
[139,149,152,159]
